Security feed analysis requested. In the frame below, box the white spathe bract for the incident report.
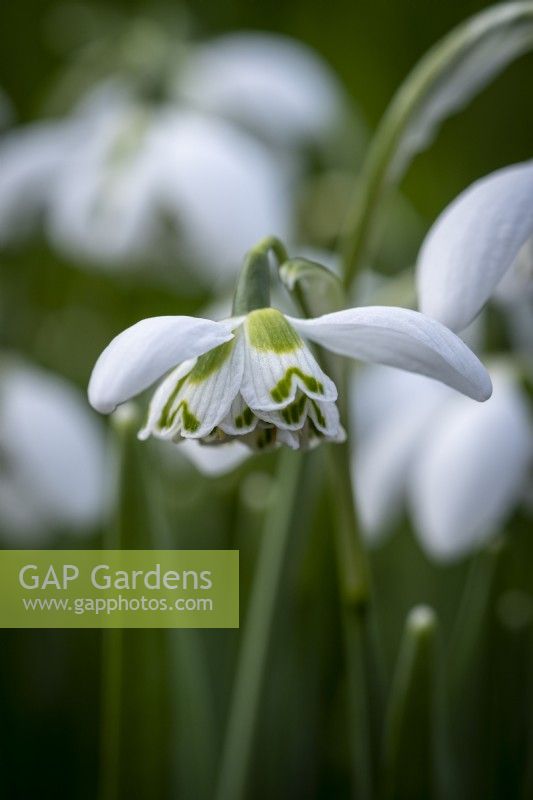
[0,360,107,541]
[417,161,533,332]
[353,364,532,561]
[180,32,344,148]
[0,89,291,279]
[89,302,491,455]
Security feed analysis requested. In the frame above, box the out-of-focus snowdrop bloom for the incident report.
[0,359,107,541]
[0,121,79,245]
[0,86,291,280]
[417,161,533,333]
[0,29,351,281]
[353,363,532,562]
[178,439,250,476]
[180,32,345,149]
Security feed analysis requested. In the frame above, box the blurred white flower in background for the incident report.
[0,358,107,541]
[353,363,532,562]
[0,28,350,283]
[178,438,250,476]
[179,32,344,149]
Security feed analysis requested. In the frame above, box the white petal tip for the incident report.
[88,393,116,415]
[88,375,120,414]
[473,374,493,402]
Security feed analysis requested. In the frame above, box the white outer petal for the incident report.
[352,366,452,539]
[290,306,492,401]
[88,316,233,414]
[0,362,107,538]
[408,367,533,562]
[417,161,533,331]
[180,32,343,147]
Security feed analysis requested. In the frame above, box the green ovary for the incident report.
[246,308,302,353]
[270,368,324,403]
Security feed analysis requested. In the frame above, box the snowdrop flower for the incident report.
[180,32,345,149]
[0,29,350,280]
[417,161,533,332]
[0,359,107,541]
[88,239,491,455]
[0,85,290,279]
[353,363,532,561]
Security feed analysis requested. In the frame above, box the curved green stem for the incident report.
[328,438,383,800]
[232,236,289,315]
[287,274,381,797]
[328,441,370,606]
[214,449,302,800]
[341,2,533,287]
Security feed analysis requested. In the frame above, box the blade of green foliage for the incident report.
[343,2,533,284]
[100,405,170,800]
[380,606,439,800]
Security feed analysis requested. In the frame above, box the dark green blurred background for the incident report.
[1,2,532,799]
[3,0,533,214]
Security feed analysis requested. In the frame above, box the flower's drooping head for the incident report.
[139,307,344,451]
[88,238,492,457]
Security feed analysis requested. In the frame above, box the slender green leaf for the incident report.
[214,449,302,800]
[381,606,439,800]
[100,405,170,800]
[343,2,533,284]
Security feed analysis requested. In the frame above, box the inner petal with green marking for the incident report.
[242,309,338,410]
[246,308,303,353]
[270,367,324,403]
[143,333,245,441]
[157,338,236,431]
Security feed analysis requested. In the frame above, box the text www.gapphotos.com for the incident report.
[21,595,214,615]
